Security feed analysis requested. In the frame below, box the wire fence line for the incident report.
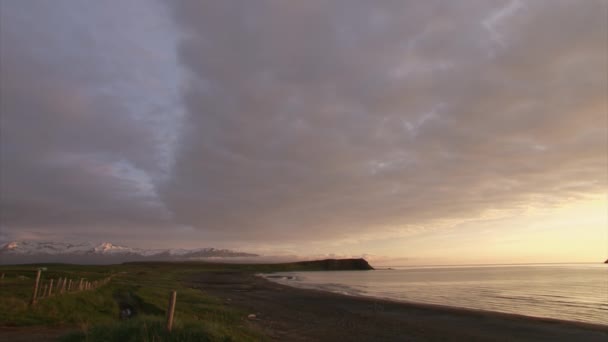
[29,268,114,305]
[2,269,179,333]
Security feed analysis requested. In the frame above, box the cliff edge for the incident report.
[292,258,374,270]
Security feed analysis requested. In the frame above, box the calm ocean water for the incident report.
[263,264,608,326]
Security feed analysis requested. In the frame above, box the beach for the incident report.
[189,271,608,341]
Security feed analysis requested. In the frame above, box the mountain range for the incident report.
[0,241,258,264]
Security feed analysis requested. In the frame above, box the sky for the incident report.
[0,0,606,265]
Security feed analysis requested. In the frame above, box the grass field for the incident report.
[0,261,340,341]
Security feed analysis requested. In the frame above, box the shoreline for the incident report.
[258,273,606,328]
[189,271,608,341]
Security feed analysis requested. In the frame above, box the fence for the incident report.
[3,269,178,333]
[29,269,113,305]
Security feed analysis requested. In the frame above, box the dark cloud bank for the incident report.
[0,1,606,248]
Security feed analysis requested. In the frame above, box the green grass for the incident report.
[59,316,243,342]
[0,264,115,326]
[0,263,267,341]
[0,260,347,341]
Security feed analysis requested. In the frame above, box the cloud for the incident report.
[162,0,607,242]
[0,0,182,239]
[1,0,606,249]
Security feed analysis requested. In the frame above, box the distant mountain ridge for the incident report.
[0,241,258,264]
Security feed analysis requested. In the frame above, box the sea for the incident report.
[263,263,608,326]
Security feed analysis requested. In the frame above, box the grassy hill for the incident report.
[0,259,372,341]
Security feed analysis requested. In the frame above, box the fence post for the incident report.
[1,273,4,280]
[56,278,63,294]
[166,290,177,332]
[30,269,42,305]
[48,279,54,296]
[78,278,84,291]
[60,278,65,294]
[68,279,72,291]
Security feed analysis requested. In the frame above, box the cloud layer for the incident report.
[1,0,606,249]
[0,0,182,240]
[162,0,607,242]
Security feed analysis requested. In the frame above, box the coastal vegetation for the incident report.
[0,259,371,341]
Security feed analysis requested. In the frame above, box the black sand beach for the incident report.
[189,271,608,342]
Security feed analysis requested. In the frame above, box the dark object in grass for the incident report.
[119,305,135,320]
[113,291,138,320]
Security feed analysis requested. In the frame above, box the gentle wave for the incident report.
[263,264,608,326]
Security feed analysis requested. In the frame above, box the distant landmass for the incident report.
[0,241,258,264]
[292,258,374,270]
[604,258,608,264]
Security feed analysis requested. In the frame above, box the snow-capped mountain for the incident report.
[0,241,258,264]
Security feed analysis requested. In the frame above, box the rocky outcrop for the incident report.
[292,258,374,270]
